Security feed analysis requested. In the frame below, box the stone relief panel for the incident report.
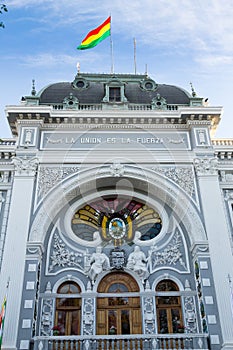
[151,166,196,200]
[47,230,88,275]
[36,166,79,203]
[184,296,198,333]
[142,296,156,334]
[47,223,190,278]
[82,298,95,335]
[148,230,189,274]
[39,298,54,336]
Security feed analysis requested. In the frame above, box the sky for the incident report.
[0,0,233,139]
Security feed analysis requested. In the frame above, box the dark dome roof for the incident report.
[38,73,191,106]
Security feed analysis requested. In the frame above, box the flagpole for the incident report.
[110,16,114,74]
[134,38,137,74]
[110,36,114,74]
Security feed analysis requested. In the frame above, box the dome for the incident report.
[37,73,191,107]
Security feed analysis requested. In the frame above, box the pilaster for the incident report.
[0,156,38,350]
[194,157,233,349]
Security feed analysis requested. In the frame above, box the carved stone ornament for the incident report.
[49,233,84,273]
[126,246,149,282]
[224,190,233,201]
[83,298,95,335]
[39,298,54,336]
[143,296,156,334]
[151,166,195,198]
[193,157,218,176]
[12,156,38,176]
[110,161,125,177]
[37,166,79,201]
[184,296,197,333]
[148,231,188,273]
[88,246,110,283]
[110,247,126,270]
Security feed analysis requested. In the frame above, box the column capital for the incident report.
[193,157,218,176]
[12,155,38,177]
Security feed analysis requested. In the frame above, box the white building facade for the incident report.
[0,72,233,350]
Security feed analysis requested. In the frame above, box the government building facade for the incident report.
[0,71,233,350]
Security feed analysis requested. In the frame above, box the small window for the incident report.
[54,282,81,336]
[109,87,121,102]
[76,80,85,88]
[156,280,184,334]
[156,280,179,292]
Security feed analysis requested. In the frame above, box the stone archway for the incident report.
[29,164,206,246]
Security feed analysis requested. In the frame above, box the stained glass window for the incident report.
[71,197,162,243]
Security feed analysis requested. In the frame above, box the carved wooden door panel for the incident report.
[97,272,141,335]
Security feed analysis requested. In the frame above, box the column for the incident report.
[0,156,38,350]
[194,157,233,349]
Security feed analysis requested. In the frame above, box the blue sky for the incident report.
[0,0,233,139]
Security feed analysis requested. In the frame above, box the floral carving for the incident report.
[110,161,125,177]
[149,232,187,272]
[12,156,38,176]
[49,234,83,272]
[37,166,79,201]
[152,166,194,198]
[194,157,218,176]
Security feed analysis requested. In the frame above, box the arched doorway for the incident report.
[54,281,81,335]
[97,272,141,335]
[156,280,184,334]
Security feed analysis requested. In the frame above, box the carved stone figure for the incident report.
[126,246,149,281]
[88,247,110,283]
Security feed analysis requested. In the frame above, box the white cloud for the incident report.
[7,0,233,59]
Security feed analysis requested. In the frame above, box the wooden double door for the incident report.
[96,272,141,335]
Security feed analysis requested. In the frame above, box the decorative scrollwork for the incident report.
[152,166,194,198]
[149,232,188,272]
[49,234,83,272]
[37,166,79,201]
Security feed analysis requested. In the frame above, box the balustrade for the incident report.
[33,334,209,350]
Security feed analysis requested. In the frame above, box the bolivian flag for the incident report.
[77,16,111,50]
[0,297,6,349]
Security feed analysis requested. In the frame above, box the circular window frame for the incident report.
[140,79,157,91]
[64,189,169,247]
[72,78,89,90]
